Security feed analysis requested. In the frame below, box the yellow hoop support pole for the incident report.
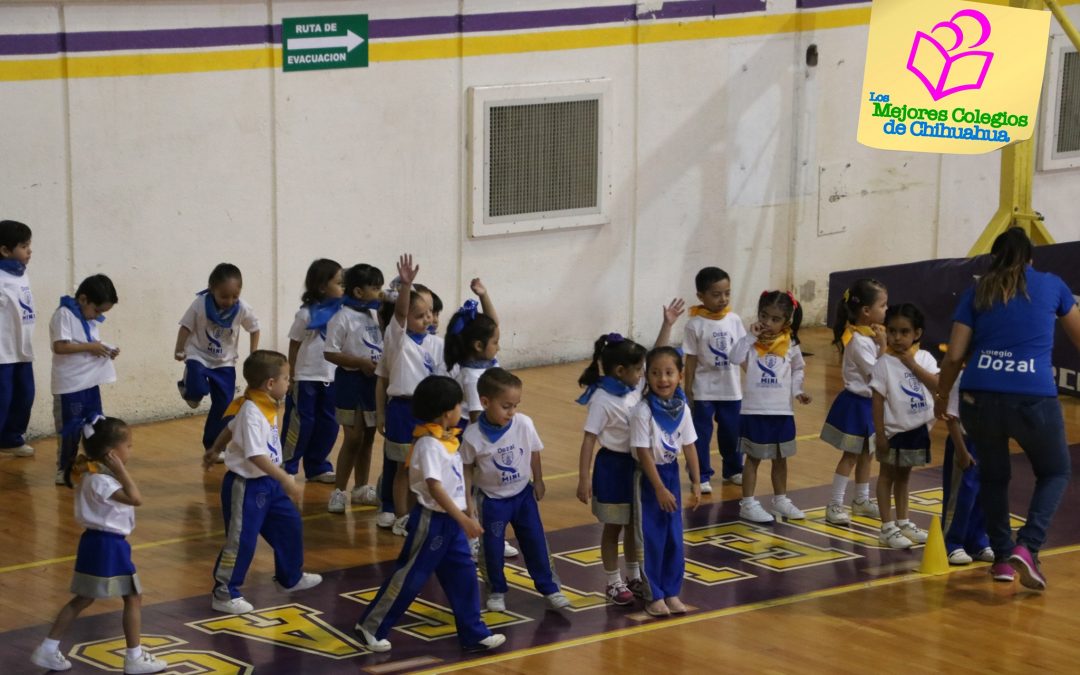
[966,0,1080,255]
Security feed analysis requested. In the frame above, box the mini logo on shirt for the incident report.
[901,373,928,413]
[451,464,465,496]
[422,351,435,374]
[18,288,34,323]
[206,329,228,356]
[660,432,680,463]
[267,441,281,464]
[492,444,523,485]
[362,337,383,364]
[757,356,782,388]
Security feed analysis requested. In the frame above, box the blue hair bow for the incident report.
[606,332,624,343]
[447,299,479,336]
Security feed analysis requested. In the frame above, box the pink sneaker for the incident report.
[1008,544,1046,590]
[990,562,1015,582]
[606,580,634,606]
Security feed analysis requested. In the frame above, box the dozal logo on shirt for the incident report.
[492,444,523,485]
[857,0,1049,154]
[266,441,281,464]
[976,349,1035,374]
[708,332,732,367]
[422,351,435,374]
[18,287,34,323]
[206,327,232,356]
[450,464,465,497]
[900,372,928,413]
[757,355,783,388]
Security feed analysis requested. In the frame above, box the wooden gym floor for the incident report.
[2,327,1079,673]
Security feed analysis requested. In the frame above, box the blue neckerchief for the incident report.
[447,299,479,336]
[306,298,343,338]
[461,358,498,370]
[0,259,26,276]
[406,330,427,345]
[477,413,512,443]
[427,325,438,335]
[343,297,380,312]
[59,295,104,342]
[647,388,686,436]
[198,290,239,328]
[576,375,635,405]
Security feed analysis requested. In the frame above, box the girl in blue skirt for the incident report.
[31,417,166,674]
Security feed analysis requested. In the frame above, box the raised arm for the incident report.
[471,278,498,325]
[394,254,418,326]
[653,298,686,348]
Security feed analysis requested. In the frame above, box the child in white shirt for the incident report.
[0,219,36,458]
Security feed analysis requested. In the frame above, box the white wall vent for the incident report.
[1038,36,1080,171]
[468,79,612,237]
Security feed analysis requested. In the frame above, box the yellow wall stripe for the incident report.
[0,3,1074,82]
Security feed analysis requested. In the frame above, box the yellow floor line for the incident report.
[412,543,1080,674]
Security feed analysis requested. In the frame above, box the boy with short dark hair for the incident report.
[204,349,322,614]
[0,219,36,458]
[462,368,569,613]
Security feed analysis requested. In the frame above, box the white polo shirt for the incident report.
[324,306,383,375]
[287,307,335,383]
[75,472,134,536]
[0,269,34,363]
[49,305,117,395]
[224,400,282,479]
[410,435,467,512]
[730,335,805,416]
[682,313,746,401]
[179,296,260,369]
[583,387,642,454]
[629,399,698,466]
[460,413,543,499]
[870,350,940,438]
[842,332,880,398]
[383,318,445,397]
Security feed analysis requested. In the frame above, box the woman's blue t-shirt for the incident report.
[954,267,1075,397]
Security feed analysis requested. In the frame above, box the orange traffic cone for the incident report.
[918,515,950,575]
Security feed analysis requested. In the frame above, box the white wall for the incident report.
[1,0,1078,437]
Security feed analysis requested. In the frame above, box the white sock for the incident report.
[831,474,848,505]
[740,496,758,506]
[41,638,60,653]
[625,562,641,581]
[126,646,143,661]
[605,568,622,585]
[882,520,896,531]
[772,494,787,503]
[897,519,910,527]
[855,483,870,502]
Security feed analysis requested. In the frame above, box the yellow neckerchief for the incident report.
[223,388,279,427]
[405,423,462,468]
[754,328,792,357]
[886,342,920,358]
[840,322,877,347]
[69,454,115,486]
[689,305,731,321]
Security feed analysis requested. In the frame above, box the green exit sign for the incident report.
[282,15,368,72]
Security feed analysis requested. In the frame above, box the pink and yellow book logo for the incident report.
[858,0,1050,154]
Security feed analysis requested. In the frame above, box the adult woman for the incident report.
[935,228,1080,591]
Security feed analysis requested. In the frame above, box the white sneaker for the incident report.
[1,444,34,457]
[177,381,199,409]
[30,645,72,671]
[504,541,519,557]
[948,549,974,565]
[975,547,996,563]
[486,592,506,612]
[214,451,225,464]
[739,499,774,523]
[354,623,392,652]
[327,489,348,513]
[473,634,506,651]
[392,515,410,536]
[123,651,167,674]
[852,498,881,519]
[55,469,67,485]
[211,596,254,614]
[351,485,380,506]
[276,572,322,593]
[825,502,851,525]
[898,522,928,544]
[375,511,396,528]
[700,481,713,495]
[724,473,744,486]
[771,496,805,520]
[308,472,336,484]
[545,592,571,609]
[879,525,914,549]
